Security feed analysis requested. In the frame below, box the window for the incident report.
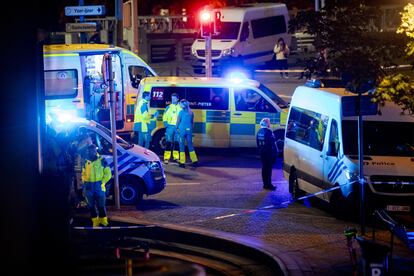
[210,22,241,40]
[234,89,276,112]
[286,106,328,151]
[251,15,287,39]
[44,69,78,99]
[150,86,229,110]
[129,66,154,89]
[342,121,414,157]
[327,120,340,156]
[240,22,249,42]
[149,87,184,108]
[186,87,229,110]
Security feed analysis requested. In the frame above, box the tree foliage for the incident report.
[289,0,407,94]
[373,3,414,114]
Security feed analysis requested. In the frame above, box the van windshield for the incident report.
[258,83,288,109]
[342,120,414,157]
[212,22,241,40]
[96,124,133,150]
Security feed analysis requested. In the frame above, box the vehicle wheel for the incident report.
[119,178,144,206]
[152,129,166,155]
[289,169,303,200]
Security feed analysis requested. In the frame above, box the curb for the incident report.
[109,215,304,275]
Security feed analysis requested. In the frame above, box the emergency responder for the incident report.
[71,129,93,208]
[256,118,276,190]
[133,92,159,148]
[82,144,112,227]
[162,93,181,164]
[176,99,198,168]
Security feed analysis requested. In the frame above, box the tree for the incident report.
[373,3,414,114]
[289,0,407,94]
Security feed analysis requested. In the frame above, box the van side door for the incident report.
[323,119,344,193]
[231,88,278,147]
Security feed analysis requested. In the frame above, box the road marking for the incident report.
[168,182,201,186]
[252,180,288,184]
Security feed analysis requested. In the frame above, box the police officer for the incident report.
[176,99,198,168]
[162,93,181,164]
[82,144,112,227]
[256,118,276,190]
[134,92,159,148]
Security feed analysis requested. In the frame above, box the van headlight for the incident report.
[222,48,235,57]
[344,169,358,181]
[146,161,161,171]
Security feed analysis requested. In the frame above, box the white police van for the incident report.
[283,84,414,213]
[191,3,291,75]
[50,119,166,205]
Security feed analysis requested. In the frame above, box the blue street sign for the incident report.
[65,5,106,16]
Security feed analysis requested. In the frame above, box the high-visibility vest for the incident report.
[134,99,151,132]
[163,103,181,126]
[81,155,112,192]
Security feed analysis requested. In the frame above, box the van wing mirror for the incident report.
[327,141,339,157]
[131,74,142,89]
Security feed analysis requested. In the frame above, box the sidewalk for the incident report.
[104,206,414,275]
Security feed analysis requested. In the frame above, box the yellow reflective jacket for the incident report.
[162,103,182,126]
[134,99,155,132]
[81,155,112,192]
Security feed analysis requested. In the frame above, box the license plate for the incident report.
[386,205,410,212]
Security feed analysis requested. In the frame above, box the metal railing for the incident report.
[137,15,196,33]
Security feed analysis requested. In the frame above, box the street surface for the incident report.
[110,148,414,274]
[108,61,414,274]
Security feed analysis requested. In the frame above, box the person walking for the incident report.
[163,93,181,164]
[82,144,112,227]
[176,99,198,168]
[134,92,159,148]
[256,118,276,190]
[273,37,290,78]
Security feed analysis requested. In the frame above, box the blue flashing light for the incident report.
[305,79,322,88]
[227,71,247,84]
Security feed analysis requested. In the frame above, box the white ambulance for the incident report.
[191,3,291,75]
[43,44,156,136]
[283,85,414,213]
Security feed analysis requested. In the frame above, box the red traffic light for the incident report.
[200,11,212,22]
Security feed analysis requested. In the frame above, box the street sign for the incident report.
[65,5,106,16]
[66,22,97,33]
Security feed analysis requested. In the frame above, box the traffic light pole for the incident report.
[205,34,212,77]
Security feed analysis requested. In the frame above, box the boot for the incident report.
[163,150,171,164]
[91,217,100,227]
[189,151,198,163]
[99,216,109,227]
[173,150,180,162]
[179,152,186,168]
